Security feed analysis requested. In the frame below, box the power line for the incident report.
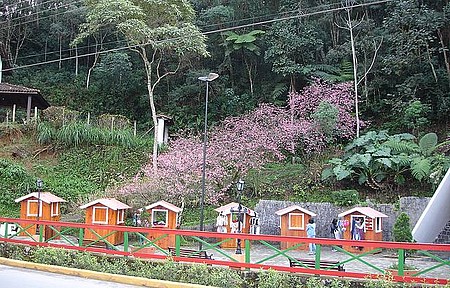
[3,0,392,72]
[1,0,77,17]
[8,2,338,63]
[0,0,84,30]
[3,0,347,63]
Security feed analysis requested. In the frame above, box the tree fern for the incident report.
[419,132,438,156]
[383,139,418,154]
[410,157,431,181]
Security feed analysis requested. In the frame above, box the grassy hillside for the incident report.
[0,123,150,217]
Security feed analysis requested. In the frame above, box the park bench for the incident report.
[82,239,109,250]
[289,258,345,271]
[168,247,213,260]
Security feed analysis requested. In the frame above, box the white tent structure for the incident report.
[412,168,450,243]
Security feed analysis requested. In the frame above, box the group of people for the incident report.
[306,217,366,255]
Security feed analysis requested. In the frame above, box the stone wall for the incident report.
[436,223,450,244]
[253,197,450,243]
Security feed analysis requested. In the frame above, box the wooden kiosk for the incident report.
[15,192,66,239]
[143,200,182,249]
[275,205,316,250]
[338,206,388,253]
[79,198,131,246]
[214,202,255,249]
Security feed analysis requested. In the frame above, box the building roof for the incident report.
[338,206,388,218]
[0,82,50,109]
[156,114,173,124]
[15,192,66,204]
[214,202,256,216]
[79,198,131,210]
[145,200,182,213]
[275,205,316,217]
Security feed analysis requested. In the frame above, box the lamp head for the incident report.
[236,179,245,191]
[198,72,219,82]
[36,178,43,189]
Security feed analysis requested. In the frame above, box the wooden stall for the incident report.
[275,205,316,250]
[338,206,388,253]
[214,202,255,249]
[143,200,182,249]
[15,192,66,239]
[79,198,131,246]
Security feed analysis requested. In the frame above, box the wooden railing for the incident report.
[0,217,449,285]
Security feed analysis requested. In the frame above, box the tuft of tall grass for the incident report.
[37,120,151,148]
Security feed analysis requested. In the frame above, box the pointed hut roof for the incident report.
[338,206,388,218]
[214,202,255,216]
[275,205,316,217]
[145,200,182,213]
[15,192,66,204]
[79,198,131,210]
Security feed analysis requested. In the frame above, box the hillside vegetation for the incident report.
[1,0,450,222]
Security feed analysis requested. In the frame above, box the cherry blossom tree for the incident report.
[117,79,357,206]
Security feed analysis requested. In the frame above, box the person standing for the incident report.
[330,218,339,251]
[306,218,316,255]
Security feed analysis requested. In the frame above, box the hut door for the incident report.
[350,215,366,240]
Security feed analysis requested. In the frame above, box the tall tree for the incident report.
[73,0,209,171]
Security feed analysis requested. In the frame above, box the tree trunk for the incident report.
[347,8,360,138]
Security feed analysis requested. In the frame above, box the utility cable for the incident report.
[2,0,392,72]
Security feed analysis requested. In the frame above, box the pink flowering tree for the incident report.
[117,79,357,206]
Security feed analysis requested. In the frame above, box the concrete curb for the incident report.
[0,257,218,288]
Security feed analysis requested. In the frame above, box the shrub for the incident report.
[257,269,292,288]
[393,212,413,243]
[331,190,360,207]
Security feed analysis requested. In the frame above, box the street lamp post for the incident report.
[36,178,43,234]
[235,179,245,254]
[197,73,219,237]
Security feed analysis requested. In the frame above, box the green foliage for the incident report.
[312,101,339,139]
[223,30,266,55]
[34,145,149,201]
[37,121,151,148]
[393,212,413,243]
[247,163,309,199]
[331,190,360,207]
[257,269,292,288]
[33,247,75,266]
[0,159,35,208]
[322,130,450,192]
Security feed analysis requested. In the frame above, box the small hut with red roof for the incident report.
[338,206,388,253]
[214,202,255,249]
[143,200,182,249]
[15,192,66,239]
[80,198,131,245]
[275,205,316,250]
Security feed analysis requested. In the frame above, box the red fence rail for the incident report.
[0,217,449,285]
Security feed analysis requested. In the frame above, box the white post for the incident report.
[12,104,16,123]
[134,121,137,136]
[87,112,90,125]
[34,106,38,123]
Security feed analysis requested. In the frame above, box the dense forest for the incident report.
[0,0,449,218]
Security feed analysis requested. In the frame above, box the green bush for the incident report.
[0,159,35,207]
[393,212,413,243]
[331,190,360,207]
